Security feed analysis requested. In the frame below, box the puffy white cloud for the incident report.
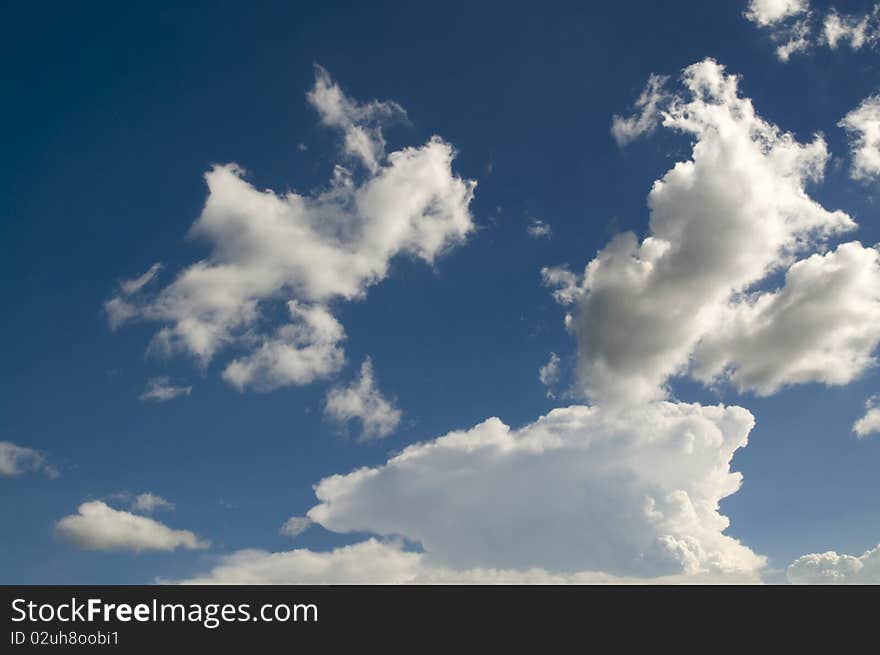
[139,377,192,402]
[538,352,560,395]
[526,218,553,239]
[0,441,57,478]
[744,0,808,27]
[107,68,475,392]
[323,358,401,440]
[55,501,207,552]
[611,74,669,146]
[788,543,880,583]
[306,401,764,580]
[839,94,880,181]
[853,396,880,438]
[279,516,313,538]
[692,242,880,395]
[178,538,757,585]
[552,59,857,405]
[222,302,345,392]
[131,492,174,513]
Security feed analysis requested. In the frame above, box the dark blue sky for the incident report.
[2,1,880,583]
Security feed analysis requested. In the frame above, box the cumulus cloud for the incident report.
[323,358,401,440]
[788,543,880,583]
[178,538,758,585]
[853,396,880,438]
[222,302,345,392]
[181,58,880,585]
[526,218,553,239]
[139,377,192,402]
[839,94,880,181]
[180,401,764,583]
[55,501,207,552]
[131,492,174,513]
[611,74,669,146]
[306,401,764,580]
[551,59,861,405]
[106,67,475,393]
[0,441,58,478]
[692,242,880,395]
[744,0,808,27]
[280,516,313,538]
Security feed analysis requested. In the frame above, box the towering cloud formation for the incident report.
[179,59,879,585]
[547,59,880,405]
[308,402,764,579]
[184,401,765,583]
[106,67,476,393]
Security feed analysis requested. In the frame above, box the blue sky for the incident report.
[2,0,880,584]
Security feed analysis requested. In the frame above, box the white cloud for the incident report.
[55,501,207,552]
[131,492,174,513]
[526,218,553,239]
[0,441,57,478]
[324,358,401,440]
[540,265,581,305]
[822,6,879,51]
[744,2,880,61]
[538,352,560,396]
[180,401,763,583]
[104,262,162,330]
[305,401,764,580]
[307,65,406,173]
[839,94,880,181]
[692,242,880,395]
[853,396,880,438]
[106,263,164,330]
[139,377,192,402]
[120,262,163,295]
[178,538,758,585]
[775,18,813,61]
[106,67,475,392]
[222,302,345,392]
[555,59,856,405]
[788,543,880,583]
[611,74,669,146]
[280,516,313,538]
[744,0,808,27]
